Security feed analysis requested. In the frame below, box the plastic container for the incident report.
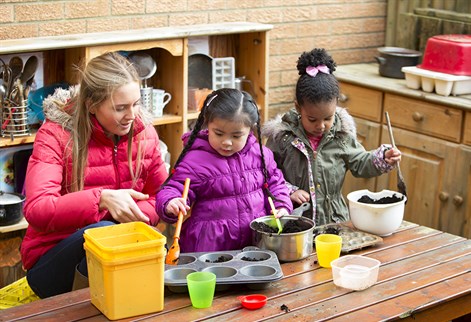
[0,276,40,309]
[419,34,471,76]
[212,57,235,89]
[84,222,166,320]
[331,255,380,291]
[347,189,406,237]
[402,66,471,96]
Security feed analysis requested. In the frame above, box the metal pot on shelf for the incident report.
[375,47,422,79]
[0,191,25,226]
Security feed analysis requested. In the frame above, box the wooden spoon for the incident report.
[165,178,191,265]
[385,112,407,199]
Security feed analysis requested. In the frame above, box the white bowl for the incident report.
[346,189,406,236]
[331,255,380,291]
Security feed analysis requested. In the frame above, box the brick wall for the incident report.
[0,0,387,117]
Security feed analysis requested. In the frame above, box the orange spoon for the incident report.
[165,178,191,265]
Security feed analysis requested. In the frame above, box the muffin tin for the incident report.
[313,223,383,253]
[164,248,283,293]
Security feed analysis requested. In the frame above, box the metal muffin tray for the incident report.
[164,248,283,293]
[313,223,383,253]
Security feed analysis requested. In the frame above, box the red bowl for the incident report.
[237,294,267,310]
[418,34,471,76]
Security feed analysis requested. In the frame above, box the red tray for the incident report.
[418,34,471,76]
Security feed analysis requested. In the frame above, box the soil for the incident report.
[357,194,404,204]
[252,219,312,234]
[205,256,230,263]
[241,256,266,262]
[313,226,340,239]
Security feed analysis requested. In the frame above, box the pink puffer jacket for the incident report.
[21,87,167,270]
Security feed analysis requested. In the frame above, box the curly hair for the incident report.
[295,48,339,106]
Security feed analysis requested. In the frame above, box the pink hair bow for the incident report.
[306,65,330,77]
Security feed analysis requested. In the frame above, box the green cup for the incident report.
[315,234,343,268]
[186,271,216,308]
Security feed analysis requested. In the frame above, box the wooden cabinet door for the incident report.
[376,126,456,232]
[342,117,381,198]
[448,145,471,238]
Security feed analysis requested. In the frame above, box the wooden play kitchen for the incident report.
[0,21,272,288]
[2,221,471,321]
[336,63,471,240]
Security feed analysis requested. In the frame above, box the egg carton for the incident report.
[402,66,471,97]
[313,223,383,253]
[164,248,283,293]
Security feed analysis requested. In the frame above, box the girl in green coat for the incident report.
[262,48,402,226]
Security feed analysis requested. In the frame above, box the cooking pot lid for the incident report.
[0,191,25,204]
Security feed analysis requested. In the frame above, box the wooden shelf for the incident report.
[0,132,36,148]
[0,217,28,233]
[152,114,182,126]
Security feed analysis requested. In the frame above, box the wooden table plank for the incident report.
[329,274,471,322]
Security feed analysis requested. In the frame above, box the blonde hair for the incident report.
[68,52,148,192]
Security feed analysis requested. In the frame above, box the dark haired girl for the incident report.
[156,88,292,252]
[263,48,401,226]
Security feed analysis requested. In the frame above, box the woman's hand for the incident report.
[384,148,402,166]
[290,189,310,205]
[99,189,150,223]
[165,197,190,217]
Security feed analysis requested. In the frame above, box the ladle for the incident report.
[20,55,38,91]
[128,52,157,88]
[8,56,23,96]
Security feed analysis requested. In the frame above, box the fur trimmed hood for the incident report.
[261,106,356,139]
[42,85,78,131]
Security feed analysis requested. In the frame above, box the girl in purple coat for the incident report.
[156,88,292,252]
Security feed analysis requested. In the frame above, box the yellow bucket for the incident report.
[84,222,166,320]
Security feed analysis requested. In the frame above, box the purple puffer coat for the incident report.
[156,131,292,252]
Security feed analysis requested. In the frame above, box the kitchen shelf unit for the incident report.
[336,63,471,239]
[0,22,273,165]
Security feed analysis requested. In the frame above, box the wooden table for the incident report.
[2,221,471,321]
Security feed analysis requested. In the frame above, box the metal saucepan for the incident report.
[0,191,25,226]
[250,215,315,262]
[375,47,422,79]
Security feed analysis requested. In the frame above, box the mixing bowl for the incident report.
[346,189,407,236]
[250,215,315,262]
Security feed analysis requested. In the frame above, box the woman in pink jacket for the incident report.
[21,52,168,298]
